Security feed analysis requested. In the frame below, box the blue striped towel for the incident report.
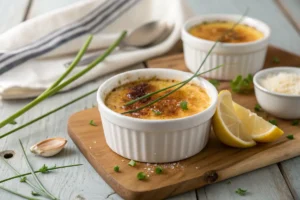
[0,0,192,99]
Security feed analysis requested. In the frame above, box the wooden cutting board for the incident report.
[68,45,300,200]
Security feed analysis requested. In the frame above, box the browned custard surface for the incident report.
[189,21,264,43]
[105,79,210,120]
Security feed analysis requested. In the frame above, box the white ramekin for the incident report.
[181,14,271,80]
[97,69,218,163]
[253,67,300,119]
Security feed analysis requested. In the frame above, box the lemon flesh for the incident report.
[212,90,284,148]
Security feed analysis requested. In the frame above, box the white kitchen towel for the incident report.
[0,0,193,99]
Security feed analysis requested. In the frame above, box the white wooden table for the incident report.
[0,0,299,199]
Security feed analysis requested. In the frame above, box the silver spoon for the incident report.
[64,20,173,67]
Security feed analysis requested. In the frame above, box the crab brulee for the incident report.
[105,79,210,119]
[189,21,263,43]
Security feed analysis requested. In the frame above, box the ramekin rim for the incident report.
[253,67,300,98]
[97,68,218,123]
[181,14,271,47]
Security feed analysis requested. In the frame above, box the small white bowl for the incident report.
[181,14,271,80]
[97,68,218,163]
[253,67,300,119]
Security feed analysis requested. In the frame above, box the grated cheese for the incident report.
[260,72,300,95]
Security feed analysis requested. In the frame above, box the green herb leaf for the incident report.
[8,120,17,125]
[114,165,120,172]
[128,160,136,167]
[31,191,41,196]
[152,109,162,115]
[286,134,294,140]
[89,120,97,126]
[180,101,188,110]
[20,177,27,182]
[155,166,163,174]
[254,104,262,112]
[235,188,247,196]
[272,56,280,64]
[226,181,231,184]
[291,120,299,126]
[137,172,146,180]
[230,74,254,93]
[209,79,220,88]
[269,119,277,126]
[38,164,49,173]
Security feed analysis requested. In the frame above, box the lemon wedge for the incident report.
[212,90,284,148]
[233,102,284,143]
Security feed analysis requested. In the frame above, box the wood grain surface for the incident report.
[1,0,300,199]
[68,45,300,200]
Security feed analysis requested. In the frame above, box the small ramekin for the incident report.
[253,67,300,119]
[97,68,218,163]
[181,14,271,80]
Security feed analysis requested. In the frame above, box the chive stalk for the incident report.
[122,10,247,114]
[0,31,126,129]
[0,89,97,138]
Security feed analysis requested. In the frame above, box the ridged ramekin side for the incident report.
[183,43,267,80]
[101,115,211,163]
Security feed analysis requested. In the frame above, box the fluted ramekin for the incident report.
[97,69,218,163]
[181,14,271,80]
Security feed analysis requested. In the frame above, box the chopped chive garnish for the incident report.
[89,120,97,126]
[291,120,299,126]
[180,101,188,110]
[152,109,162,115]
[272,56,280,64]
[209,79,220,88]
[235,188,247,196]
[286,134,294,140]
[269,119,277,126]
[114,165,120,172]
[8,120,17,125]
[128,160,136,167]
[137,172,146,180]
[254,103,262,112]
[226,181,231,184]
[155,166,163,174]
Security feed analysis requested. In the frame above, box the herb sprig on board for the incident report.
[122,11,248,114]
[230,74,254,93]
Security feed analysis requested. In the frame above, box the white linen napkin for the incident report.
[0,0,193,99]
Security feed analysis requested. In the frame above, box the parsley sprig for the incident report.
[230,74,254,93]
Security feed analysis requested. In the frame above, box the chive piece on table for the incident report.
[268,119,277,126]
[114,166,120,172]
[291,120,299,126]
[286,134,294,140]
[254,103,262,112]
[89,120,97,126]
[272,56,280,64]
[155,166,163,174]
[235,188,247,196]
[137,172,146,180]
[128,160,136,167]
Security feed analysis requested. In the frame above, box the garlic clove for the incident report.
[30,137,67,157]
